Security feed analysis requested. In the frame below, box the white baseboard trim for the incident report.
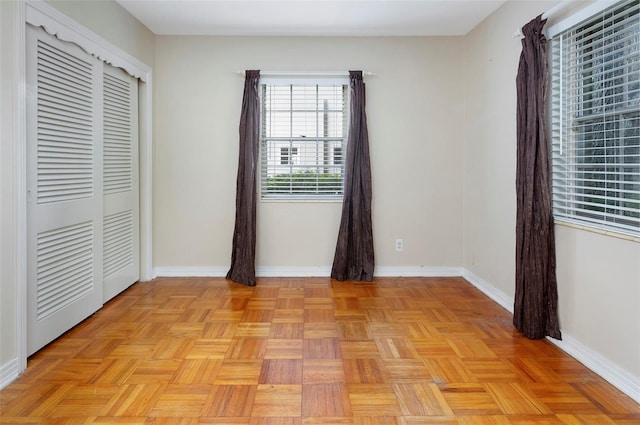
[153,266,228,278]
[153,266,464,279]
[153,266,332,278]
[0,358,19,390]
[547,333,640,404]
[461,268,640,404]
[374,266,463,277]
[256,266,332,277]
[461,269,514,313]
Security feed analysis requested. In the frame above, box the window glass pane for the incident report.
[261,81,348,199]
[551,0,640,236]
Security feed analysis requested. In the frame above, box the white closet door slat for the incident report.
[36,38,94,205]
[104,72,133,194]
[103,65,139,302]
[36,221,94,320]
[26,24,104,356]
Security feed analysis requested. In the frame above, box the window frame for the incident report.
[259,76,350,201]
[548,0,640,239]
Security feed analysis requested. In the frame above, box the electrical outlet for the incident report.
[395,239,403,252]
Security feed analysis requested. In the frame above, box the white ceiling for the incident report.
[116,0,508,36]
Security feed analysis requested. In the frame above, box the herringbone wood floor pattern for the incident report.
[1,277,638,424]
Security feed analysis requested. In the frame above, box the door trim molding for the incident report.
[26,0,149,80]
[15,0,27,376]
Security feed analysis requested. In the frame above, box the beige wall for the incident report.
[45,0,155,67]
[463,0,640,384]
[555,227,640,377]
[154,36,465,270]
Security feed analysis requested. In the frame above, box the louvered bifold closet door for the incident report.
[26,25,104,355]
[103,65,139,302]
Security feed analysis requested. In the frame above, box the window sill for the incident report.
[260,197,343,204]
[554,219,640,243]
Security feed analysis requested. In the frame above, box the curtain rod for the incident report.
[235,70,375,77]
[513,0,577,39]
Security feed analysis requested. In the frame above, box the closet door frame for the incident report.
[12,0,153,375]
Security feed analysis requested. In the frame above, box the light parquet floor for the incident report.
[1,276,639,424]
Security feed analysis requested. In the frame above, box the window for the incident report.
[280,147,298,165]
[550,0,640,237]
[333,147,343,166]
[260,80,348,199]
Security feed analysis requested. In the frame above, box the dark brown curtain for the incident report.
[331,71,374,281]
[227,70,260,287]
[514,17,561,340]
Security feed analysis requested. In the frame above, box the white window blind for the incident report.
[550,0,640,237]
[260,81,348,199]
